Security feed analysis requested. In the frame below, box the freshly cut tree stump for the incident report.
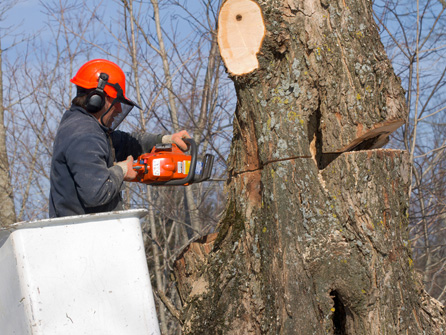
[218,0,266,76]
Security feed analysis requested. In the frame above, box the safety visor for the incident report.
[105,82,142,130]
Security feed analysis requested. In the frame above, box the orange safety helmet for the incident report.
[71,59,141,129]
[71,59,132,101]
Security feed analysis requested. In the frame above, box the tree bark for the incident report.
[0,42,17,227]
[174,0,446,334]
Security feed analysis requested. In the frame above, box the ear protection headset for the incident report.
[85,73,109,113]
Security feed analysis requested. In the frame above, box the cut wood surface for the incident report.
[218,0,266,76]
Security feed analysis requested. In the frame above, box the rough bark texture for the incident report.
[174,0,445,333]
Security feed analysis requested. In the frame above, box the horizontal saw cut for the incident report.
[218,0,266,76]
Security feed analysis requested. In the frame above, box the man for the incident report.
[49,59,189,218]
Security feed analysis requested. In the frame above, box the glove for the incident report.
[116,155,138,181]
[162,130,191,150]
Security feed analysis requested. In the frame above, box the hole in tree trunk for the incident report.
[331,290,347,335]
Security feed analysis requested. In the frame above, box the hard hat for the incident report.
[71,59,141,130]
[71,59,139,106]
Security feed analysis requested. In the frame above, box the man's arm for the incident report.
[111,131,163,162]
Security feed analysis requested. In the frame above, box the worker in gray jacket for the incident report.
[49,59,189,218]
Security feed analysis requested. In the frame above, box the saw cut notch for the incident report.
[218,0,266,76]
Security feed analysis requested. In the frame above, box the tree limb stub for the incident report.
[218,0,266,76]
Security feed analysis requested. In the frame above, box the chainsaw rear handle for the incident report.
[150,138,197,186]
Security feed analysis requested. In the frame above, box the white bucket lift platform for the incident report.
[0,209,161,335]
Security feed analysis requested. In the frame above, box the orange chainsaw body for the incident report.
[131,144,191,184]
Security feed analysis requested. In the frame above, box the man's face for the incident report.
[100,96,122,128]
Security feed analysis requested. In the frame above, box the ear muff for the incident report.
[85,90,105,113]
[85,73,109,113]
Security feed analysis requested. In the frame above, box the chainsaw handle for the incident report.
[151,138,197,186]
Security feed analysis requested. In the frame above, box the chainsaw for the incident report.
[130,138,214,186]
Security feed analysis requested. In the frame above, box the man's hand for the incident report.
[162,130,191,150]
[116,155,138,181]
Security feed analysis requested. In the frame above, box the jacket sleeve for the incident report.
[111,131,163,161]
[65,131,125,208]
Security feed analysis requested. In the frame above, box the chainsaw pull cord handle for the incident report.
[151,137,197,186]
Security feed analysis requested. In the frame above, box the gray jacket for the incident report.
[49,105,161,218]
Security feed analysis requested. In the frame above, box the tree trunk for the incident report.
[0,42,17,227]
[174,0,445,334]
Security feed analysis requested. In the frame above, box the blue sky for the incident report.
[2,0,45,43]
[1,0,209,59]
[4,0,43,24]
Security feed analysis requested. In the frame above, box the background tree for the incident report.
[374,0,446,303]
[0,0,20,227]
[114,1,229,332]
